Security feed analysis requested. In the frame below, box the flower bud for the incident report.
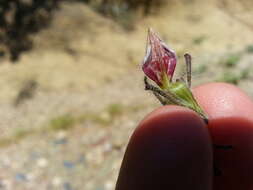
[142,29,177,89]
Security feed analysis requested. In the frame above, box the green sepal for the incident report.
[165,82,208,122]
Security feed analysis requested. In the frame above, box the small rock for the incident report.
[63,161,75,169]
[63,182,73,190]
[0,179,12,189]
[105,181,114,190]
[52,176,62,187]
[56,131,67,139]
[37,158,48,168]
[0,180,5,188]
[26,173,36,181]
[103,142,112,153]
[29,152,41,160]
[53,138,68,145]
[95,188,104,190]
[77,154,86,164]
[1,156,11,168]
[15,173,28,182]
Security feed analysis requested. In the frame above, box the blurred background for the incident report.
[0,0,253,189]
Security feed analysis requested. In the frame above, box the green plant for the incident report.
[90,103,125,125]
[90,0,167,15]
[192,36,207,45]
[240,69,250,79]
[246,44,253,53]
[219,72,240,85]
[220,54,241,68]
[48,114,76,131]
[13,129,32,140]
[194,64,207,74]
[86,0,168,30]
[107,103,124,116]
[0,128,34,147]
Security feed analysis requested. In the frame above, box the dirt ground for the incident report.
[0,0,253,189]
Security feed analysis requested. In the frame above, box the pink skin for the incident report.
[116,105,213,190]
[116,82,253,190]
[193,82,253,190]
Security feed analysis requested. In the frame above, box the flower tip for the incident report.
[147,27,156,37]
[147,27,154,34]
[147,28,161,45]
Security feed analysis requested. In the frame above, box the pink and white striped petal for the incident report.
[142,29,177,87]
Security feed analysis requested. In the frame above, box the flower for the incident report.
[142,28,177,89]
[142,29,208,122]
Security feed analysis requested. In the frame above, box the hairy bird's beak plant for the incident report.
[142,28,208,123]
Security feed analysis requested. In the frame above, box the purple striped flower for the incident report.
[142,29,177,88]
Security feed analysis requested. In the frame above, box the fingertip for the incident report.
[193,82,253,122]
[116,105,212,190]
[193,82,253,190]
